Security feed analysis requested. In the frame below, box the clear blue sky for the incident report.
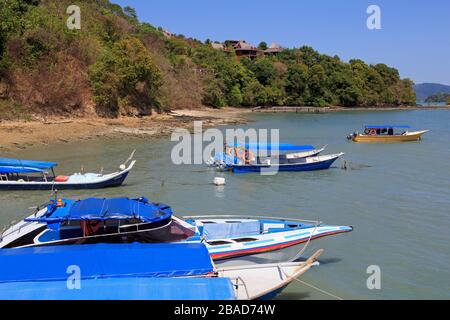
[113,0,450,85]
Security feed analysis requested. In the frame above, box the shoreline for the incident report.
[1,105,448,152]
[0,108,249,152]
[252,105,450,113]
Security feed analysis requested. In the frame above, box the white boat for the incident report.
[217,249,323,299]
[0,151,136,190]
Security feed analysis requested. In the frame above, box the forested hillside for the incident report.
[0,0,416,119]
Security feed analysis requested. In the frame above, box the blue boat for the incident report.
[0,243,323,300]
[0,197,352,266]
[0,197,195,248]
[207,143,327,169]
[230,153,344,173]
[0,151,135,190]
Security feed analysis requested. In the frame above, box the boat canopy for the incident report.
[0,166,46,174]
[0,277,236,300]
[0,243,214,283]
[364,125,411,129]
[228,143,315,151]
[24,197,173,223]
[0,158,57,170]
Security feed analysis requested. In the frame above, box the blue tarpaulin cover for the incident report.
[0,243,214,283]
[0,277,236,300]
[0,166,46,173]
[0,158,57,169]
[25,197,173,223]
[364,125,410,129]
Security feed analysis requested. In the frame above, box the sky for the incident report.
[113,0,450,85]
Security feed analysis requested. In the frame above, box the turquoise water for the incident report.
[1,109,449,299]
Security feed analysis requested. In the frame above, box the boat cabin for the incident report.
[362,125,410,136]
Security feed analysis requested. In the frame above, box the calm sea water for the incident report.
[1,109,449,299]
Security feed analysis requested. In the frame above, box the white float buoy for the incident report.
[213,177,226,186]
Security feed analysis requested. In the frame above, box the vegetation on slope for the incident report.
[0,0,416,120]
[424,92,450,104]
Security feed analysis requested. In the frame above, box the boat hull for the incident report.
[211,227,352,265]
[352,130,428,143]
[0,171,129,190]
[231,154,341,173]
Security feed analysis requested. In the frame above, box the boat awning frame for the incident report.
[228,143,315,151]
[364,125,411,129]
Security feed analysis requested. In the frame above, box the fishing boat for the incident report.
[347,125,429,143]
[0,198,352,265]
[207,143,327,170]
[0,197,196,248]
[184,215,352,263]
[229,153,344,173]
[0,151,136,190]
[0,243,323,300]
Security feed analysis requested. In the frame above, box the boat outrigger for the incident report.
[208,143,343,173]
[0,243,323,300]
[0,151,135,190]
[347,125,429,143]
[0,197,353,265]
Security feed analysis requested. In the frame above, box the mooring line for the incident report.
[293,277,344,300]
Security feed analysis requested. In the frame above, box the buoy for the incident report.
[213,177,226,186]
[119,164,126,170]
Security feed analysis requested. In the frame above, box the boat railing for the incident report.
[230,276,251,300]
[182,215,322,225]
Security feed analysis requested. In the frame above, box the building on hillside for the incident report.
[233,40,261,60]
[211,42,225,50]
[264,43,284,56]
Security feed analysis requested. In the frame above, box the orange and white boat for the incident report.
[347,125,429,143]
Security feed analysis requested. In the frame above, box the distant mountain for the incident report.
[414,83,450,102]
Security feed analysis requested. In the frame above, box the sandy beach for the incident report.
[0,107,249,152]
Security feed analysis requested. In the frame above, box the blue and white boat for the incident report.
[0,151,135,190]
[0,197,352,265]
[207,143,343,173]
[230,153,344,173]
[0,243,323,300]
[0,197,195,248]
[184,216,352,263]
[208,143,327,170]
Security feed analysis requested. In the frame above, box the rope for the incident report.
[288,222,319,262]
[291,277,344,301]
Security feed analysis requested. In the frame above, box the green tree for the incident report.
[248,58,276,86]
[285,63,308,105]
[89,38,162,116]
[258,41,268,51]
[227,85,243,106]
[123,6,138,21]
[242,80,268,106]
[202,80,225,108]
[308,64,326,106]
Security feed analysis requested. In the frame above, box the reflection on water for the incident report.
[1,110,450,299]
